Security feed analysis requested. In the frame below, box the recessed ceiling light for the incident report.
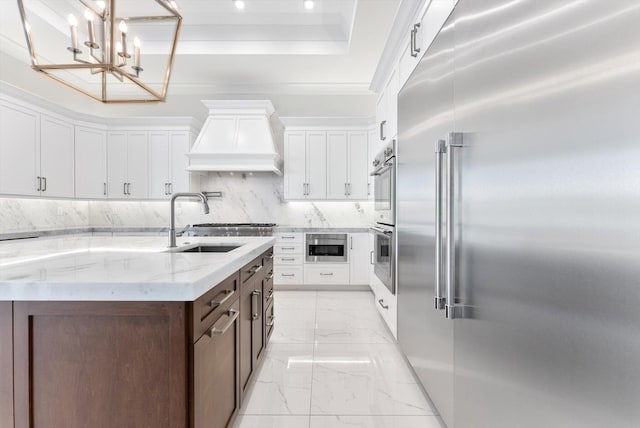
[234,0,245,9]
[303,0,314,10]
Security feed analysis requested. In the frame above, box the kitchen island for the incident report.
[0,235,275,428]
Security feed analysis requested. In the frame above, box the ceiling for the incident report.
[0,0,401,97]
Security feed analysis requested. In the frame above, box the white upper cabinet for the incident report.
[40,115,75,198]
[148,131,170,199]
[169,132,191,195]
[0,100,40,196]
[385,67,399,141]
[326,132,349,199]
[284,131,307,199]
[107,131,148,199]
[347,131,369,200]
[149,131,192,199]
[375,90,388,147]
[75,126,107,199]
[304,131,327,199]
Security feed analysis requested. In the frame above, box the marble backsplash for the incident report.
[0,173,373,235]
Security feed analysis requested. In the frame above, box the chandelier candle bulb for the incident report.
[119,20,129,58]
[116,41,125,65]
[84,9,98,49]
[67,14,79,51]
[133,37,141,69]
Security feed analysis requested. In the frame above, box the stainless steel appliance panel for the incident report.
[372,142,396,225]
[305,233,348,263]
[449,1,640,427]
[397,16,456,427]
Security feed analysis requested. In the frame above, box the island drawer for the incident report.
[240,254,265,285]
[193,272,239,341]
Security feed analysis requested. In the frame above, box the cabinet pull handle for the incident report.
[281,236,296,240]
[281,273,295,277]
[320,272,334,276]
[209,309,239,336]
[368,182,371,196]
[123,183,127,195]
[412,23,421,57]
[249,264,263,274]
[281,247,296,250]
[378,299,389,310]
[266,315,275,327]
[127,183,131,195]
[370,250,374,265]
[266,271,274,280]
[380,120,387,141]
[42,177,47,192]
[266,253,274,260]
[210,289,235,308]
[36,176,42,191]
[251,290,262,320]
[169,183,173,194]
[266,288,274,301]
[345,183,348,196]
[103,182,107,196]
[281,257,296,261]
[164,183,169,195]
[350,236,353,250]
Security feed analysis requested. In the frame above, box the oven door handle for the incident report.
[370,226,392,235]
[369,162,393,176]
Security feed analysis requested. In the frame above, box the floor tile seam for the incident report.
[310,291,319,427]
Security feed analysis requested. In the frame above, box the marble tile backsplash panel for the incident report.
[0,198,89,234]
[1,174,373,235]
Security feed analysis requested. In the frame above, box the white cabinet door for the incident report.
[347,131,368,200]
[367,126,377,200]
[386,67,399,140]
[326,131,348,199]
[40,115,75,198]
[284,131,306,199]
[75,126,106,199]
[169,132,190,194]
[107,132,127,198]
[148,131,169,199]
[306,131,327,199]
[349,233,371,285]
[0,101,40,196]
[126,132,148,199]
[375,90,387,147]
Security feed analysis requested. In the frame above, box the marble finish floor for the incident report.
[233,291,443,428]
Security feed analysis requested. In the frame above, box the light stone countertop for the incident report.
[0,235,275,302]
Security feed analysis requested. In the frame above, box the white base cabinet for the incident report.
[304,264,350,285]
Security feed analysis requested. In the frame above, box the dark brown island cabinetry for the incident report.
[1,247,273,428]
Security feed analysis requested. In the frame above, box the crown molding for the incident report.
[280,116,371,129]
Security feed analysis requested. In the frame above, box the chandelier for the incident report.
[16,0,182,103]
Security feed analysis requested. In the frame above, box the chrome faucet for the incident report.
[169,193,210,248]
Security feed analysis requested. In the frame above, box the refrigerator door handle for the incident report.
[435,139,447,310]
[446,132,464,319]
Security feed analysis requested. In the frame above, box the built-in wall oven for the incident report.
[305,233,348,263]
[371,141,396,226]
[371,224,395,294]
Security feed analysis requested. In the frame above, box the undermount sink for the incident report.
[178,244,241,253]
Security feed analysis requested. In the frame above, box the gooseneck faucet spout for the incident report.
[169,192,210,248]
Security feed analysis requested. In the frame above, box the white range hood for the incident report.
[187,100,282,175]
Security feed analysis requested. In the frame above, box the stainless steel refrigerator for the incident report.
[397,1,640,427]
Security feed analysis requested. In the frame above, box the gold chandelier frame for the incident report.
[16,0,182,103]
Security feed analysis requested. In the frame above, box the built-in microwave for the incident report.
[371,141,395,226]
[305,233,348,263]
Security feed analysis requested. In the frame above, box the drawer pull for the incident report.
[266,315,275,327]
[266,289,274,301]
[266,253,274,260]
[252,290,262,320]
[281,236,296,239]
[248,264,263,274]
[281,247,296,250]
[280,257,296,261]
[266,272,274,280]
[378,299,389,310]
[210,289,235,308]
[281,273,295,277]
[209,309,239,336]
[320,273,334,276]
